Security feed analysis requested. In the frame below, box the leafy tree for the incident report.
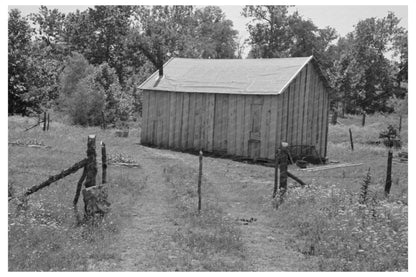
[194,6,238,58]
[242,5,337,71]
[8,9,34,115]
[242,5,293,58]
[329,12,407,114]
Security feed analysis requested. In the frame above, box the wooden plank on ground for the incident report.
[299,163,363,172]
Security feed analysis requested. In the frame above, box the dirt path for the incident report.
[97,146,316,271]
[102,146,178,271]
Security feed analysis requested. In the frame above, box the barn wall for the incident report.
[141,61,329,160]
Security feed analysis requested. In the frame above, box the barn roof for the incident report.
[139,56,324,95]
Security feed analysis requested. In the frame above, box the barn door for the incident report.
[248,103,262,161]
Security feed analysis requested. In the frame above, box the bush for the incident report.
[67,75,105,126]
[59,53,134,126]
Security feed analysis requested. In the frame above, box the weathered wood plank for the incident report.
[287,82,295,145]
[243,95,252,156]
[260,95,270,158]
[162,92,170,147]
[291,74,299,154]
[268,95,278,159]
[193,93,202,150]
[181,93,190,149]
[141,91,149,144]
[221,94,229,152]
[188,93,196,150]
[206,94,215,152]
[175,92,184,148]
[280,88,288,144]
[168,92,175,148]
[227,95,237,155]
[275,93,284,152]
[311,74,319,149]
[307,66,316,146]
[302,63,311,148]
[235,95,245,156]
[324,90,330,157]
[297,67,306,154]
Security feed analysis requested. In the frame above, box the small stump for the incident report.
[83,185,111,220]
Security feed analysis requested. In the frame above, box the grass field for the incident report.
[8,113,407,271]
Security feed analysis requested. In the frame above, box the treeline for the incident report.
[8,5,408,125]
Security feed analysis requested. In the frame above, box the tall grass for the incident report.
[275,176,407,271]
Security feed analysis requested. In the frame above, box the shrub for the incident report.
[59,54,134,126]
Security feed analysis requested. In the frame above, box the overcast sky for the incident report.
[9,5,408,57]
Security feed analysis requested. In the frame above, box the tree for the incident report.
[242,5,293,58]
[242,5,337,68]
[194,6,238,59]
[328,12,407,114]
[8,9,34,115]
[128,5,197,75]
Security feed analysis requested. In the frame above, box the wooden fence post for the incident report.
[47,113,50,131]
[101,141,107,184]
[349,128,354,151]
[43,112,47,131]
[385,150,393,196]
[362,113,366,127]
[198,150,203,212]
[279,142,289,195]
[273,150,279,198]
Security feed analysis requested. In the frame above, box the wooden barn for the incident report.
[139,56,330,162]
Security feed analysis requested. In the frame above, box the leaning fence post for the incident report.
[198,150,203,212]
[273,150,279,198]
[384,149,393,196]
[349,128,354,151]
[43,112,47,131]
[101,141,107,184]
